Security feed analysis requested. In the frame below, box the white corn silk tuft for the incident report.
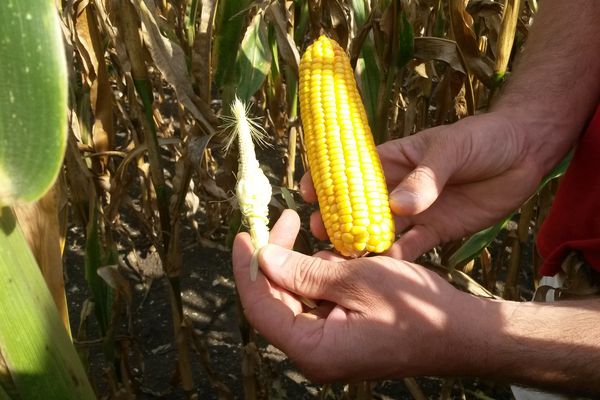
[231,98,271,281]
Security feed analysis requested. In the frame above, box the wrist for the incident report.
[406,289,497,378]
[492,107,578,179]
[437,293,503,378]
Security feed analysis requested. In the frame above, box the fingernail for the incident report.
[259,244,291,268]
[389,190,418,211]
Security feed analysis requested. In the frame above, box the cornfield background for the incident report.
[1,0,568,398]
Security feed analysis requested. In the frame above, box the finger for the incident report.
[234,233,299,309]
[376,135,424,188]
[388,145,455,216]
[238,209,303,313]
[270,280,304,314]
[258,244,357,304]
[384,224,440,261]
[309,211,328,241]
[232,233,304,348]
[270,209,301,248]
[299,172,317,203]
[393,214,412,234]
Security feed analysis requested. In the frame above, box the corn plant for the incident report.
[0,0,94,398]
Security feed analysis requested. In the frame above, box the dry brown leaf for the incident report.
[449,0,479,51]
[94,0,133,75]
[65,122,96,225]
[97,265,133,304]
[494,0,520,77]
[424,261,499,299]
[136,0,216,135]
[202,175,229,201]
[326,0,349,49]
[78,5,115,174]
[413,37,466,74]
[72,1,95,84]
[467,0,502,58]
[467,0,503,18]
[448,0,494,86]
[13,186,71,334]
[191,0,217,102]
[433,70,455,124]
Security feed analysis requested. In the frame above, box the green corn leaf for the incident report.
[213,0,251,91]
[449,153,573,268]
[0,208,95,399]
[448,215,511,269]
[84,204,114,337]
[537,151,572,190]
[394,10,414,70]
[235,13,272,102]
[226,209,243,249]
[356,45,380,134]
[0,383,11,400]
[0,0,95,398]
[434,1,446,38]
[293,0,309,46]
[185,0,200,47]
[351,0,368,26]
[0,0,67,205]
[351,0,381,133]
[279,187,297,211]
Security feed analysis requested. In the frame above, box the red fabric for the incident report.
[536,104,600,276]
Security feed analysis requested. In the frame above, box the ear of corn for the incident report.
[228,97,272,281]
[299,35,395,257]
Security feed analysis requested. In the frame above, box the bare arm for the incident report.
[492,0,600,173]
[460,297,600,395]
[459,3,600,390]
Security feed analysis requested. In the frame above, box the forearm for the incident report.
[491,0,600,173]
[461,297,600,395]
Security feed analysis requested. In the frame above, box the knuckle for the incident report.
[290,255,326,293]
[411,166,436,186]
[336,262,366,297]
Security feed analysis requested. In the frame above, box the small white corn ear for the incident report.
[227,97,271,281]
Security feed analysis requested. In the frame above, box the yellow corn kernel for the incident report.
[299,35,395,257]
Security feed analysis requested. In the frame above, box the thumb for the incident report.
[258,244,354,304]
[389,151,455,216]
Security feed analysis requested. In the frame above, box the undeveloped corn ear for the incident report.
[299,35,395,257]
[226,97,271,280]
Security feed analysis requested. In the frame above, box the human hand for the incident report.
[232,209,482,382]
[303,112,545,261]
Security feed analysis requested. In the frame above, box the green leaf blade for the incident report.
[0,0,67,204]
[448,216,511,268]
[212,0,251,90]
[0,209,95,399]
[235,14,272,102]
